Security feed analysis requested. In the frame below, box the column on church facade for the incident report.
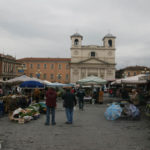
[104,69,107,80]
[86,68,88,77]
[79,68,81,79]
[98,68,101,77]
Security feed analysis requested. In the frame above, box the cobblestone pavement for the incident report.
[0,95,150,150]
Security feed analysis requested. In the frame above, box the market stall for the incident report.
[9,103,41,124]
[110,74,150,104]
[0,95,28,113]
[76,76,107,104]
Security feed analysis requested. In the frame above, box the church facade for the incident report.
[70,33,116,83]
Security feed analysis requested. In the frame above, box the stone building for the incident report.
[70,33,116,83]
[17,58,71,83]
[0,54,20,80]
[116,66,150,78]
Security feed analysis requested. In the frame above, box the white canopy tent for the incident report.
[4,75,44,84]
[121,74,148,84]
[4,75,33,83]
[43,80,52,85]
[76,76,107,85]
[111,79,122,85]
[46,82,73,87]
[111,74,148,85]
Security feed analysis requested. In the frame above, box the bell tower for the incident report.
[103,33,116,48]
[70,33,83,48]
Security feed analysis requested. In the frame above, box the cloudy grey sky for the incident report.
[0,0,150,69]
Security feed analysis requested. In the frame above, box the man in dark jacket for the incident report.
[45,87,57,125]
[62,88,77,124]
[77,88,85,110]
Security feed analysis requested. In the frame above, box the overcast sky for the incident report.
[0,0,150,69]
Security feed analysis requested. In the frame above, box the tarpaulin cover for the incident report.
[104,104,122,120]
[124,104,140,117]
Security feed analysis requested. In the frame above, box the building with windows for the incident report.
[70,33,116,83]
[17,58,71,83]
[0,54,20,80]
[15,33,116,84]
[116,66,150,78]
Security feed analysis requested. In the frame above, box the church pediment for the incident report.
[77,58,110,65]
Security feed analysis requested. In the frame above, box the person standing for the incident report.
[77,88,85,110]
[45,87,57,125]
[0,86,3,97]
[98,89,104,104]
[33,88,40,103]
[62,88,77,124]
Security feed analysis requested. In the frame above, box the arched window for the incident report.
[91,52,95,57]
[74,39,79,45]
[108,40,112,47]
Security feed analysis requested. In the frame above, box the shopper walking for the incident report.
[45,87,57,125]
[62,88,77,124]
[77,88,85,110]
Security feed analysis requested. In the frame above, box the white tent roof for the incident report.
[4,75,44,84]
[121,74,148,84]
[43,80,52,85]
[111,79,122,85]
[76,76,107,85]
[111,74,148,85]
[5,75,33,83]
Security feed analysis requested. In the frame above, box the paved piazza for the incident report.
[0,95,150,150]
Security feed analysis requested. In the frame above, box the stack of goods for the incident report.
[121,102,140,120]
[1,95,28,113]
[9,103,40,124]
[104,103,123,120]
[38,102,46,113]
[104,101,140,120]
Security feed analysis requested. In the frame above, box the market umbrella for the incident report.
[76,76,107,85]
[4,75,45,85]
[4,75,33,83]
[20,80,44,89]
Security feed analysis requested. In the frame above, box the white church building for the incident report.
[70,33,116,83]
